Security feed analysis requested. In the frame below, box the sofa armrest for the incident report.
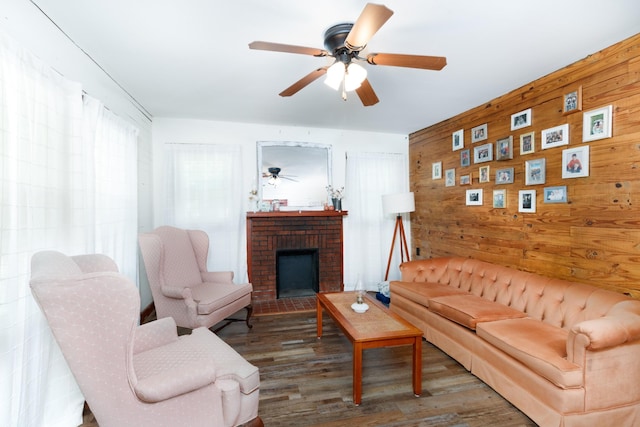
[569,300,640,351]
[133,317,178,355]
[134,359,218,403]
[201,270,234,284]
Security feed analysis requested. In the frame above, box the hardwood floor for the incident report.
[82,306,537,426]
[217,310,537,427]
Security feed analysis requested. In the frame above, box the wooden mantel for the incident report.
[246,210,348,302]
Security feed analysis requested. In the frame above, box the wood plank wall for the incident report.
[409,33,640,298]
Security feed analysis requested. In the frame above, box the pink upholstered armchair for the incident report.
[29,250,262,427]
[138,226,254,331]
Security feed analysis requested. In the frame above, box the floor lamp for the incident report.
[382,192,415,281]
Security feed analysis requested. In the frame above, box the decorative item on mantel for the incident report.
[326,185,344,211]
[351,276,369,313]
[248,188,259,212]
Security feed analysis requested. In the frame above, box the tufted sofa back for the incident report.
[399,257,630,330]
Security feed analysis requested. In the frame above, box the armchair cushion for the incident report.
[191,282,254,315]
[156,227,203,288]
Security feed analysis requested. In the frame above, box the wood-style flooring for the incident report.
[81,304,537,426]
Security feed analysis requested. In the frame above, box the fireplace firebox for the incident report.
[276,248,319,298]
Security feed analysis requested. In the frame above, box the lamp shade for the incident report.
[382,192,415,216]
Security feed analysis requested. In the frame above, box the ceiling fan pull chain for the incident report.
[341,73,348,101]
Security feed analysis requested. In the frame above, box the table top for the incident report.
[317,292,422,343]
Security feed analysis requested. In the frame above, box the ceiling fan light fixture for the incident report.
[344,62,367,91]
[324,62,345,90]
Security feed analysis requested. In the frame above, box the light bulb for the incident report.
[324,62,345,90]
[344,63,367,92]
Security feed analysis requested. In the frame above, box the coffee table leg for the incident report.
[316,298,323,339]
[353,342,363,405]
[413,336,422,397]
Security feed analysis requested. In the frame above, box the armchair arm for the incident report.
[201,270,234,284]
[161,284,187,299]
[134,359,218,403]
[133,317,178,355]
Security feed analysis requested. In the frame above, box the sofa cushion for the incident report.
[477,317,583,389]
[428,294,527,330]
[391,281,467,307]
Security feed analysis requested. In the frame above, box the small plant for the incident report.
[326,185,344,200]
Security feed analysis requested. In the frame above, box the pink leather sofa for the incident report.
[390,257,640,427]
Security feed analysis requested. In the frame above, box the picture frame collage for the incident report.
[430,94,613,212]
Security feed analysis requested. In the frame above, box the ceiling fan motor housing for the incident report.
[324,23,356,59]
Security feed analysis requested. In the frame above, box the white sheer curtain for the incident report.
[0,30,138,427]
[164,143,247,282]
[344,152,409,290]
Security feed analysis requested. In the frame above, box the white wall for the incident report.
[152,118,408,221]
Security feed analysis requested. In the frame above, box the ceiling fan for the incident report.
[249,3,447,106]
[263,167,298,186]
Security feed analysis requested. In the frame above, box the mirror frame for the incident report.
[257,141,332,210]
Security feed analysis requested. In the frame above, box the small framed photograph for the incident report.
[452,129,464,151]
[466,189,483,206]
[562,146,590,178]
[460,174,471,185]
[525,158,546,185]
[479,165,490,183]
[473,143,493,163]
[520,132,535,155]
[495,167,514,185]
[495,136,513,161]
[432,161,442,179]
[511,108,532,131]
[519,190,536,213]
[445,168,456,187]
[471,123,488,143]
[493,189,506,208]
[583,105,613,142]
[541,123,569,150]
[460,149,471,167]
[563,86,582,115]
[544,186,567,203]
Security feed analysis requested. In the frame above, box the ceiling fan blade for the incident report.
[355,79,379,106]
[279,67,328,97]
[345,3,394,51]
[249,41,328,57]
[366,53,447,70]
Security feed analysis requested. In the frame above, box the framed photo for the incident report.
[452,129,464,151]
[518,190,536,213]
[525,158,546,185]
[473,143,493,163]
[478,165,490,183]
[563,86,582,115]
[460,174,471,185]
[495,167,514,184]
[460,149,471,167]
[541,123,569,150]
[432,161,442,179]
[493,189,506,208]
[471,123,488,143]
[445,168,456,187]
[520,132,535,155]
[562,146,590,178]
[583,105,613,142]
[466,189,483,206]
[511,108,532,131]
[544,186,567,203]
[496,136,513,161]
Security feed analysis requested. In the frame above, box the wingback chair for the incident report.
[138,226,254,331]
[29,250,262,427]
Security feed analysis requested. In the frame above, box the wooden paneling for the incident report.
[409,33,640,298]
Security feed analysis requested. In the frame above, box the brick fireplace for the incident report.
[246,211,347,302]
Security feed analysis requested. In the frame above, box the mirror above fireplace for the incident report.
[257,141,332,210]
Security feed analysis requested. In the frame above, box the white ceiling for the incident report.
[30,0,640,134]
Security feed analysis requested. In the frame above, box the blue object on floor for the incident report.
[376,292,390,306]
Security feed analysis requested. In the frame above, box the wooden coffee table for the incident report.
[316,291,422,405]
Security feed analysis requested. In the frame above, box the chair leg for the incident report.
[245,304,254,329]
